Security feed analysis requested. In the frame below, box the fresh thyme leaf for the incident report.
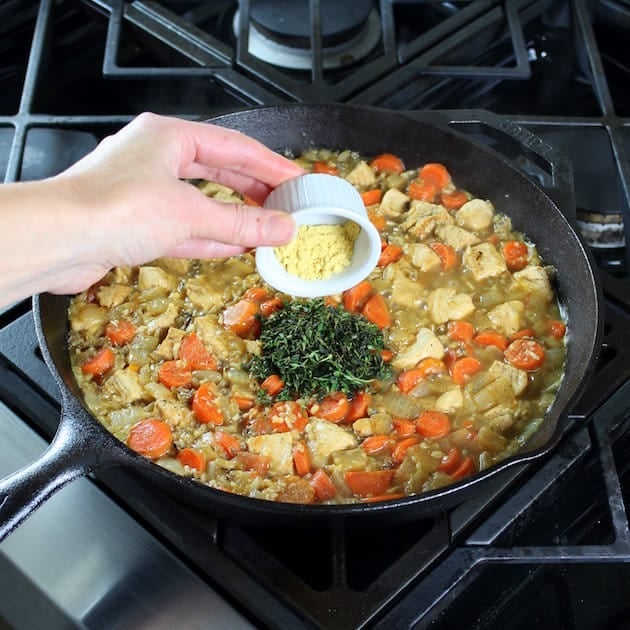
[248,299,391,399]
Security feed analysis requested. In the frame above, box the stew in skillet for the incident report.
[67,148,567,504]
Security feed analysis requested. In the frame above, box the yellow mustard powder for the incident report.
[274,221,360,280]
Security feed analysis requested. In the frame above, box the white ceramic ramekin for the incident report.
[256,173,381,298]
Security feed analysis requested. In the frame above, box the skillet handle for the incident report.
[0,397,112,542]
[436,109,576,221]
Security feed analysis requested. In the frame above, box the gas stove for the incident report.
[1,1,630,628]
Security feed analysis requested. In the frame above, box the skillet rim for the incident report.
[34,102,604,518]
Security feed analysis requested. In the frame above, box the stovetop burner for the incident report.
[234,0,381,70]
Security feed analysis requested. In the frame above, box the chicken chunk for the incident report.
[105,368,145,404]
[427,287,475,325]
[137,266,177,292]
[198,181,241,203]
[435,387,463,414]
[195,314,245,362]
[380,188,410,218]
[401,201,454,239]
[185,276,224,312]
[463,242,507,282]
[146,302,179,333]
[391,327,444,370]
[154,398,195,428]
[157,258,192,275]
[352,413,393,437]
[484,405,516,434]
[305,419,357,468]
[247,433,294,475]
[96,284,132,308]
[385,261,425,309]
[487,300,525,337]
[69,303,108,336]
[408,243,442,273]
[155,327,186,360]
[435,224,480,250]
[512,265,554,303]
[455,198,494,232]
[489,360,528,396]
[345,160,377,187]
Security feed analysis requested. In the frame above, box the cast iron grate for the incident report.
[1,0,630,627]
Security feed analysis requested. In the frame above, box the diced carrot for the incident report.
[378,243,404,267]
[361,435,393,456]
[215,430,242,458]
[361,189,382,206]
[177,447,207,472]
[311,469,338,501]
[261,374,285,397]
[312,160,339,175]
[450,356,482,386]
[268,401,308,433]
[474,330,508,352]
[407,179,438,202]
[344,470,395,496]
[440,189,469,210]
[80,347,115,378]
[429,242,458,270]
[450,456,475,480]
[222,299,260,338]
[510,328,536,341]
[548,319,567,339]
[259,297,284,317]
[346,391,371,422]
[310,392,350,423]
[179,332,217,370]
[293,441,311,476]
[362,493,406,503]
[192,382,225,425]
[419,357,447,377]
[105,320,136,346]
[504,338,546,371]
[502,240,529,271]
[380,348,394,362]
[235,451,270,475]
[370,153,405,174]
[158,360,193,389]
[127,418,173,459]
[416,410,451,439]
[419,163,452,189]
[242,195,261,207]
[243,286,271,302]
[392,436,422,463]
[437,447,462,475]
[367,207,387,231]
[447,320,475,342]
[397,368,425,394]
[342,280,373,313]
[362,293,391,329]
[392,417,417,438]
[233,394,256,411]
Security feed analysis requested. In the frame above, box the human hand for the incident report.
[0,113,304,305]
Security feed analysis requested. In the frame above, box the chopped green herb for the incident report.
[248,299,391,400]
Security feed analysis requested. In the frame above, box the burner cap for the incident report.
[234,1,381,70]
[249,0,373,49]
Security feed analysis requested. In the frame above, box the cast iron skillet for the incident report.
[0,104,603,540]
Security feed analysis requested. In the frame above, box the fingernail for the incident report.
[263,212,297,244]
